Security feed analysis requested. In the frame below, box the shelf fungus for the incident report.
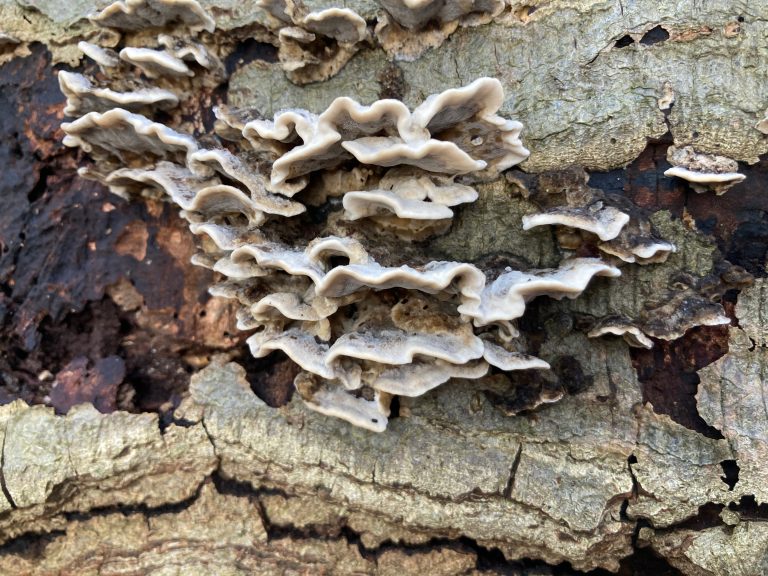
[236,77,528,194]
[86,0,224,89]
[58,71,179,116]
[587,316,654,349]
[337,168,479,239]
[257,0,368,84]
[664,145,745,195]
[60,4,629,431]
[521,169,676,265]
[586,263,751,348]
[638,265,751,341]
[78,41,120,69]
[375,0,504,60]
[90,0,216,33]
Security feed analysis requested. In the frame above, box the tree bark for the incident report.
[0,0,766,574]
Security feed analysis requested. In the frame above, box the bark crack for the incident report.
[502,444,523,499]
[0,431,17,509]
[0,466,710,575]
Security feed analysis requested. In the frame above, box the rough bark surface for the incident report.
[0,0,766,574]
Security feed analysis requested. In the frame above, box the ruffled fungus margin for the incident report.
[62,0,632,431]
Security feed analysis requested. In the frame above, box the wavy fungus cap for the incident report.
[61,5,630,431]
[90,0,216,32]
[664,145,745,195]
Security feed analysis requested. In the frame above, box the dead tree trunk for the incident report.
[0,0,766,574]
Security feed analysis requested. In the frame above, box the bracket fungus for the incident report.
[375,0,504,59]
[587,316,654,349]
[586,262,751,349]
[523,206,630,242]
[58,71,179,116]
[61,3,641,432]
[257,0,368,84]
[379,0,503,30]
[119,47,194,78]
[77,41,120,69]
[62,108,199,163]
[236,77,528,194]
[521,169,676,265]
[639,289,731,340]
[664,145,745,195]
[90,0,216,33]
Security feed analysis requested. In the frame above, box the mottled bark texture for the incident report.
[0,0,767,574]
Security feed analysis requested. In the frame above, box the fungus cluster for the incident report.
[519,169,676,265]
[255,0,507,80]
[513,169,751,347]
[61,0,633,431]
[256,0,369,85]
[374,0,504,59]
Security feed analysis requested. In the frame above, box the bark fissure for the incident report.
[0,432,16,510]
[0,469,694,576]
[502,444,523,499]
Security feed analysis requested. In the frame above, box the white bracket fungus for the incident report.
[77,41,120,69]
[59,71,179,116]
[68,22,222,139]
[597,232,676,265]
[238,77,528,193]
[664,145,745,195]
[61,6,633,431]
[587,316,654,349]
[90,0,216,33]
[521,171,676,265]
[301,9,367,44]
[257,0,368,84]
[62,108,199,163]
[338,167,477,224]
[458,259,620,326]
[342,190,455,220]
[119,47,194,78]
[522,206,630,242]
[158,34,223,74]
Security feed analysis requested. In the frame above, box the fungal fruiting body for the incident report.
[62,0,625,431]
[374,0,504,60]
[520,170,676,265]
[90,0,216,32]
[379,0,504,30]
[257,0,368,84]
[664,145,745,195]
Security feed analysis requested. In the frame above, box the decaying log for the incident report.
[0,0,767,574]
